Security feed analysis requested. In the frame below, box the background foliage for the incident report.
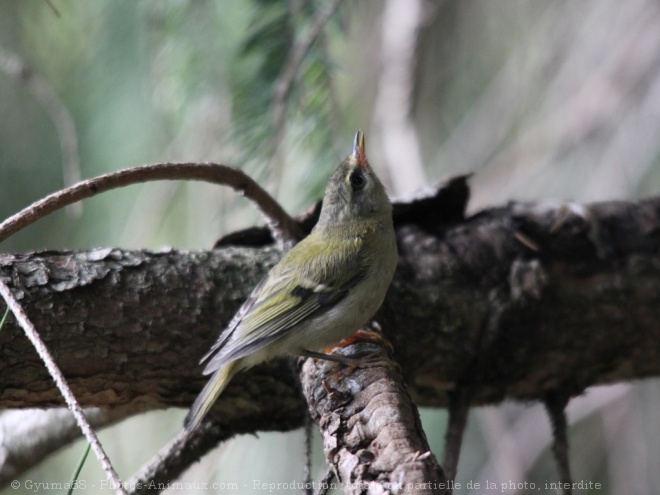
[1,0,659,493]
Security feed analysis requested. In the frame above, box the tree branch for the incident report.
[0,279,126,494]
[0,46,81,216]
[544,392,573,495]
[0,162,302,249]
[1,184,659,485]
[300,332,447,494]
[126,423,233,495]
[270,0,342,160]
[442,388,472,487]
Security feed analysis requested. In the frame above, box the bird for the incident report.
[185,130,398,430]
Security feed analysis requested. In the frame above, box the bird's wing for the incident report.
[198,273,269,363]
[202,234,367,374]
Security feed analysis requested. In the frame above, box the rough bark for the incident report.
[1,180,659,489]
[300,336,448,494]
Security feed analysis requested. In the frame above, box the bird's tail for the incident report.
[184,361,238,431]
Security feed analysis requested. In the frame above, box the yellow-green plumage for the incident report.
[185,131,397,431]
[186,361,239,429]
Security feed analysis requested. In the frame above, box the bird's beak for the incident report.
[352,129,367,169]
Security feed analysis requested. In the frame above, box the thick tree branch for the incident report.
[300,333,447,494]
[0,278,126,494]
[1,185,659,485]
[0,246,307,486]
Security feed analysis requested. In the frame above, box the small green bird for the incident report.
[185,130,398,430]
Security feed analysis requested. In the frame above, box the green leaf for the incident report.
[67,442,91,495]
[0,307,9,333]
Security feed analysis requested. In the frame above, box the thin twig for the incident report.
[127,422,233,495]
[544,392,574,495]
[43,0,62,17]
[0,162,302,248]
[269,0,342,180]
[0,279,127,495]
[303,412,313,495]
[271,0,341,132]
[443,387,472,489]
[318,30,345,158]
[0,46,81,216]
[315,468,335,495]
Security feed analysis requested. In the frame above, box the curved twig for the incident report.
[0,46,81,215]
[0,162,302,248]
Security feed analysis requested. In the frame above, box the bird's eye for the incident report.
[349,171,365,191]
